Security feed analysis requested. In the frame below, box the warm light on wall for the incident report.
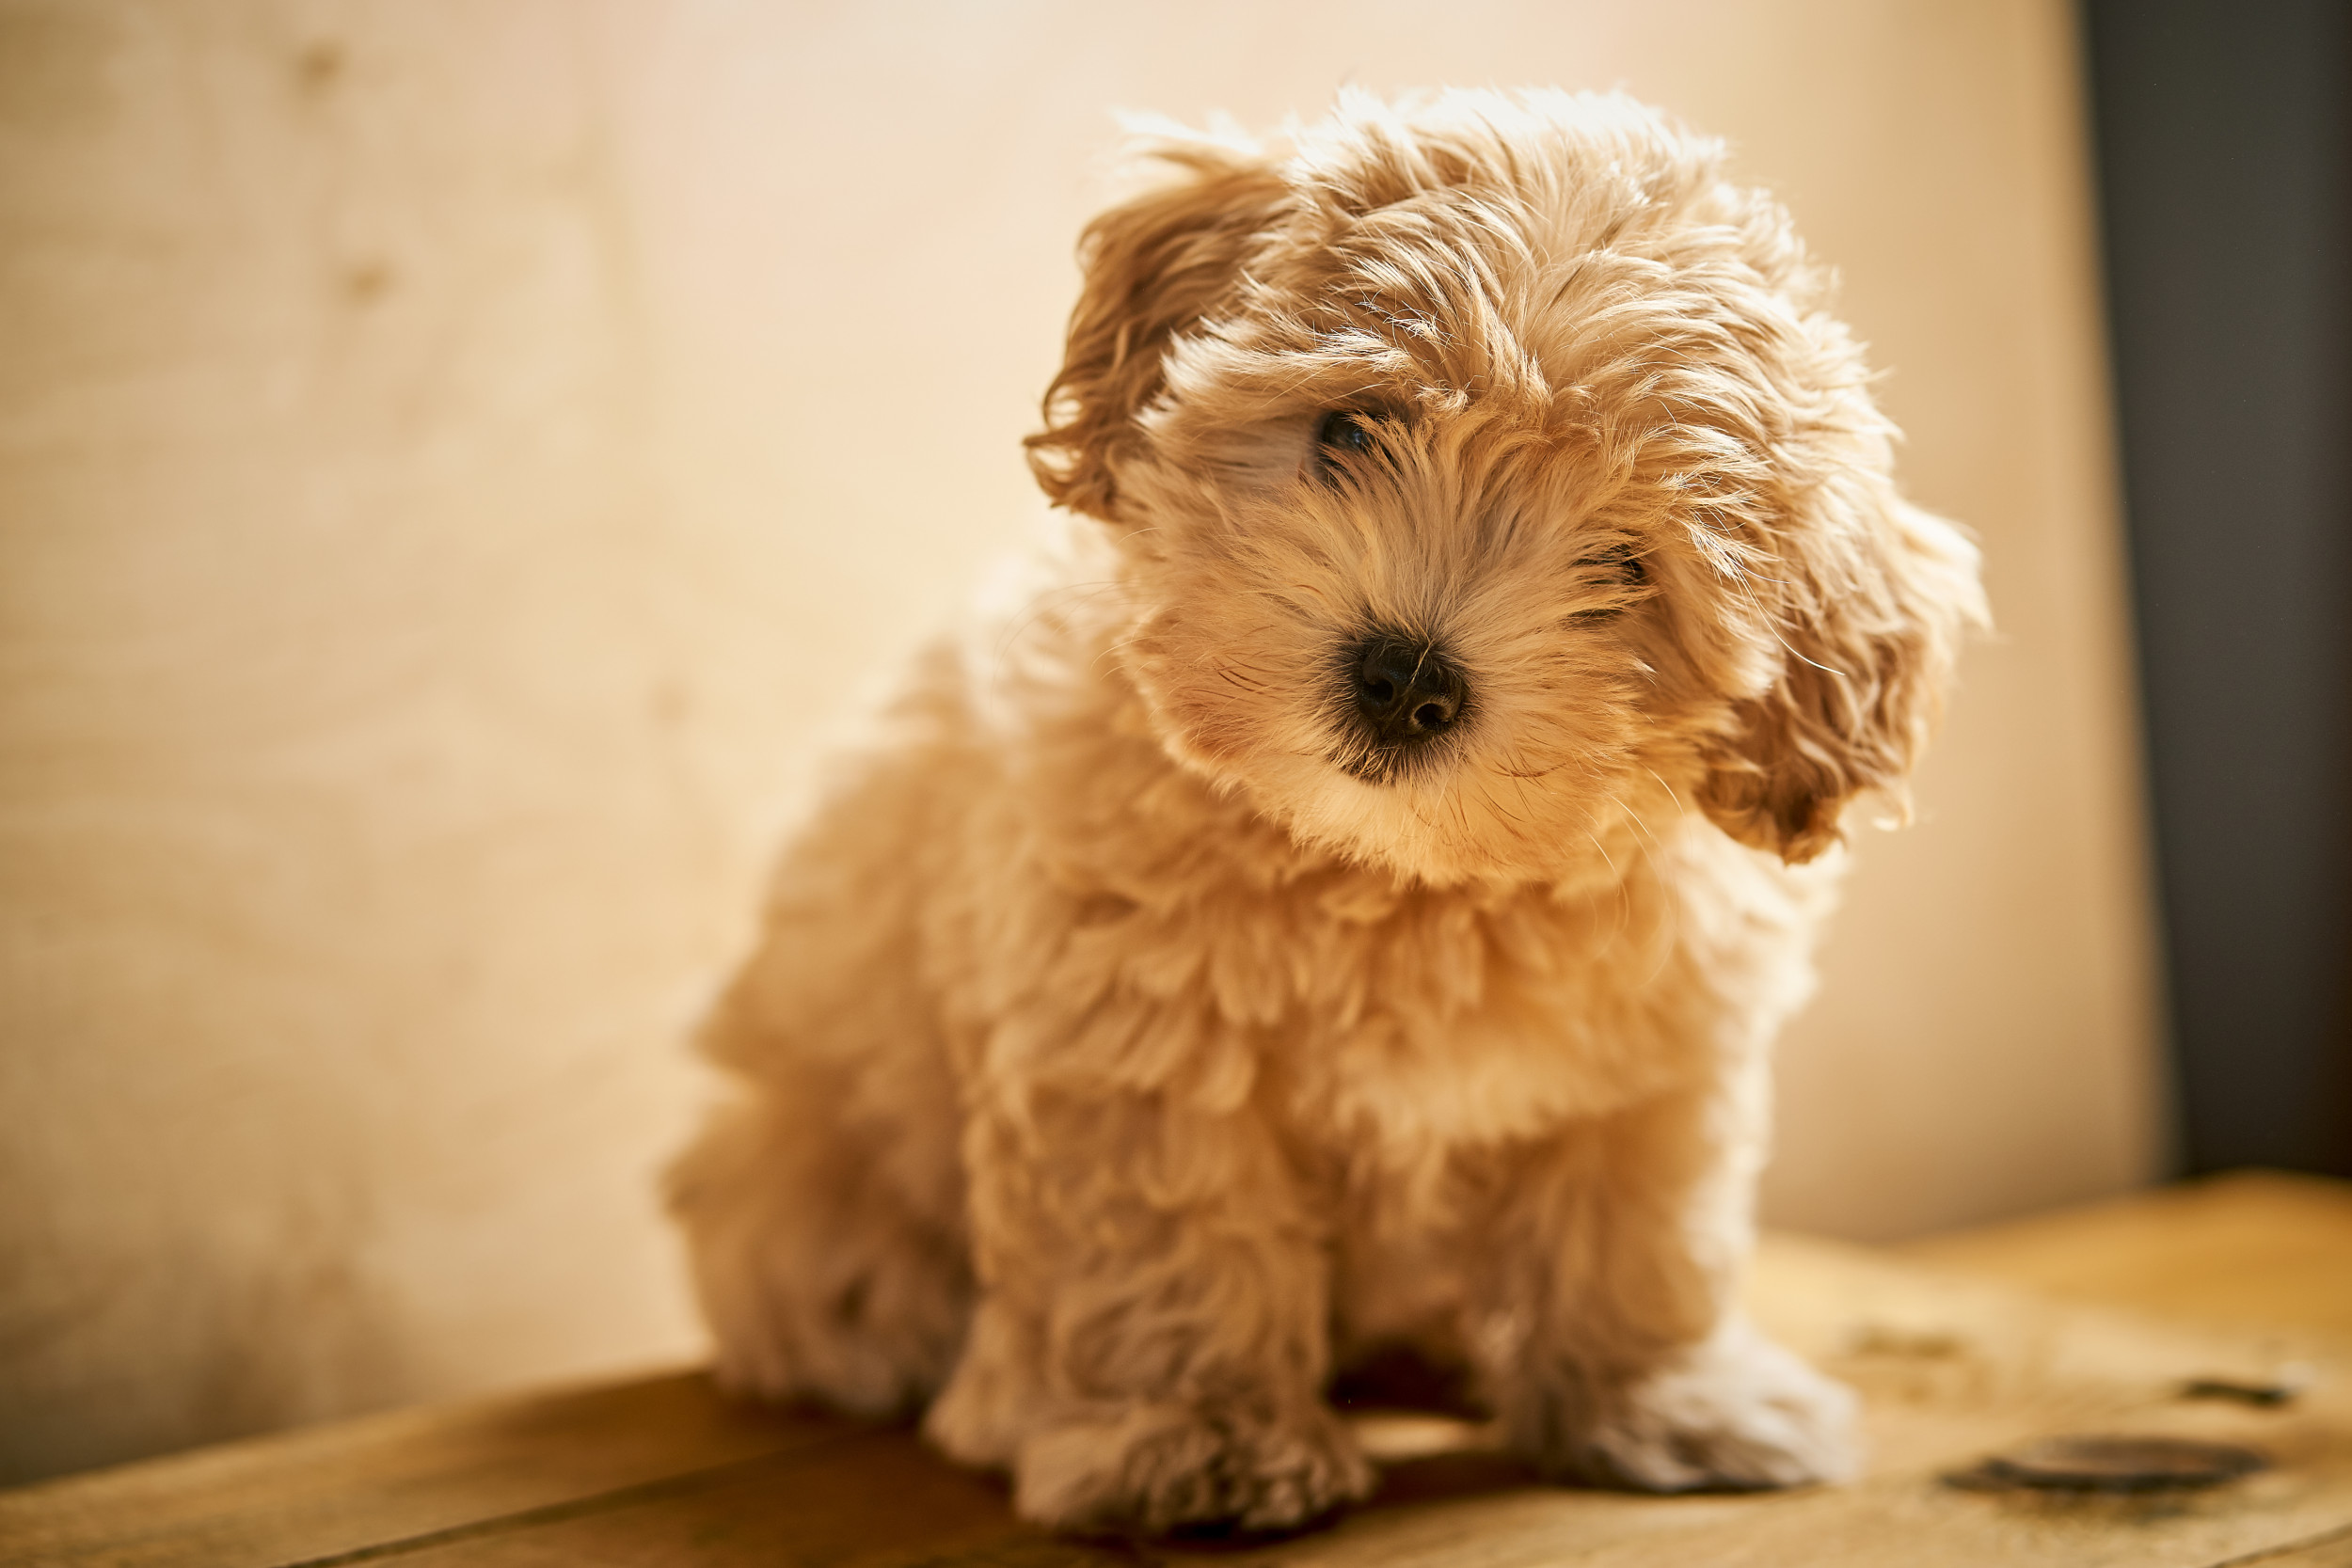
[0,0,2159,1482]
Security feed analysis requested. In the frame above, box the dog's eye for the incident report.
[1575,547,1645,581]
[1315,410,1379,462]
[1572,547,1648,615]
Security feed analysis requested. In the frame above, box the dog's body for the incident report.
[671,89,1983,1534]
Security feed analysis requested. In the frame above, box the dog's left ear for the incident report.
[1694,477,1986,864]
[1025,136,1290,522]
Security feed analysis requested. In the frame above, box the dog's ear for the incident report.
[1694,478,1985,864]
[1025,139,1288,521]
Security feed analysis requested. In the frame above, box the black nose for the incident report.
[1351,632,1468,747]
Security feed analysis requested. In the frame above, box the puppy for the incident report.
[669,87,1984,1535]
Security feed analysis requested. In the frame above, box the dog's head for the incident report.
[1031,89,1985,886]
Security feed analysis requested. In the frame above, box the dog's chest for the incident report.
[1259,868,1721,1157]
[970,807,1819,1169]
[1018,835,1788,1156]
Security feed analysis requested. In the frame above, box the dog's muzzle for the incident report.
[1348,630,1469,752]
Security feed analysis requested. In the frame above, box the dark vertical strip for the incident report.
[2081,0,2352,1176]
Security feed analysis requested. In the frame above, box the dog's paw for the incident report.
[1012,1402,1374,1536]
[1518,1322,1860,1493]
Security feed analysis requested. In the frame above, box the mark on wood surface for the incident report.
[343,261,394,306]
[2186,1370,2315,1409]
[296,41,345,96]
[1949,1434,2271,1495]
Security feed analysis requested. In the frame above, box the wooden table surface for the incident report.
[7,1170,2351,1568]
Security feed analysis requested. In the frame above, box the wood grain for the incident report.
[2213,1525,2352,1567]
[7,1180,2347,1567]
[1893,1170,2352,1341]
[0,1370,856,1568]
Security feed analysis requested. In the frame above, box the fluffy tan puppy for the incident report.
[670,87,1984,1535]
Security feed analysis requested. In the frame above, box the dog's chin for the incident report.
[1287,776,1532,888]
[1150,724,1592,890]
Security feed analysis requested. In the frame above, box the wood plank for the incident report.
[9,1179,2350,1568]
[0,1370,859,1568]
[1892,1170,2352,1341]
[326,1428,1125,1568]
[17,1233,2325,1568]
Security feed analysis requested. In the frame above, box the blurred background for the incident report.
[0,0,2340,1487]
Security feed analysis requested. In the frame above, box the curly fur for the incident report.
[668,87,1985,1535]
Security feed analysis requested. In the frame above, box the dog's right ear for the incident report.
[1026,139,1288,521]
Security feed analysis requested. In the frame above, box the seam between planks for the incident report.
[262,1428,890,1568]
[2205,1521,2352,1568]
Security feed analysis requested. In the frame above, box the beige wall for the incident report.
[0,0,2161,1481]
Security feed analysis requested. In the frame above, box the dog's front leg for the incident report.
[924,1080,1371,1534]
[1473,1080,1859,1492]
